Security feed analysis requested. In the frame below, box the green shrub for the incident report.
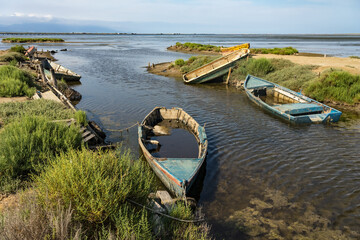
[251,47,298,55]
[9,45,26,53]
[349,56,360,59]
[34,148,155,224]
[180,55,219,74]
[175,59,185,67]
[174,42,221,52]
[269,58,295,71]
[2,38,64,43]
[0,52,27,62]
[266,65,316,91]
[246,58,274,77]
[165,202,211,240]
[0,99,76,126]
[111,203,153,239]
[0,116,82,180]
[75,110,88,126]
[0,65,36,97]
[305,70,360,103]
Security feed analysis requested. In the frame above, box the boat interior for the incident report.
[140,108,207,159]
[251,86,329,116]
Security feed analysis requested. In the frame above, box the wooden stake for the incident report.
[225,67,232,85]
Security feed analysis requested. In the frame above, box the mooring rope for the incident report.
[125,198,205,223]
[107,122,139,132]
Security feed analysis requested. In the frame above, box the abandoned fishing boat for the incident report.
[183,48,250,84]
[44,60,81,82]
[138,107,208,198]
[244,75,342,124]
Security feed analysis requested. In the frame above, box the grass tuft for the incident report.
[251,47,299,55]
[9,45,26,53]
[0,99,76,126]
[305,70,360,104]
[0,65,36,97]
[0,52,27,63]
[0,116,82,181]
[34,148,155,224]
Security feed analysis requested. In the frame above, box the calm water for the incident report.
[1,34,360,239]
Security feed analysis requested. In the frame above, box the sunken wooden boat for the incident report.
[244,75,342,124]
[138,107,208,198]
[183,48,250,84]
[44,60,81,82]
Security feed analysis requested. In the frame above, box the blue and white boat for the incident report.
[244,75,342,124]
[138,107,208,198]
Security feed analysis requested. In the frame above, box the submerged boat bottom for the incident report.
[146,119,199,158]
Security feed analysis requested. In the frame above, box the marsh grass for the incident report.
[0,190,82,240]
[251,47,299,55]
[305,70,360,103]
[9,45,26,53]
[0,65,36,97]
[74,110,88,126]
[179,55,220,74]
[175,42,221,52]
[0,116,82,182]
[0,99,76,126]
[35,148,155,224]
[266,65,317,91]
[0,52,27,63]
[164,202,211,240]
[2,38,65,43]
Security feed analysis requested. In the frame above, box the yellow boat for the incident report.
[221,43,250,53]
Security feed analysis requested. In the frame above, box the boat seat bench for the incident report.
[273,103,323,115]
[158,158,201,181]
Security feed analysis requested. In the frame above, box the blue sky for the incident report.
[0,0,359,33]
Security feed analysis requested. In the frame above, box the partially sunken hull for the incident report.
[138,107,208,198]
[183,49,249,84]
[49,61,81,82]
[244,75,342,124]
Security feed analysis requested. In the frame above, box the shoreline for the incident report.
[147,53,360,114]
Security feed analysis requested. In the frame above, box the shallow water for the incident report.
[1,34,359,239]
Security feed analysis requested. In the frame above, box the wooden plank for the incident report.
[225,67,232,85]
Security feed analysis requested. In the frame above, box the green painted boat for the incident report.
[183,48,249,84]
[138,107,208,198]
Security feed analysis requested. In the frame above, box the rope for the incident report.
[125,198,205,223]
[107,122,139,132]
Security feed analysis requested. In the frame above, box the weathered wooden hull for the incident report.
[48,61,81,82]
[244,75,342,124]
[183,49,249,84]
[138,107,208,198]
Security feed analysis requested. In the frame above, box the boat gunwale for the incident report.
[183,49,250,83]
[138,106,208,197]
[244,74,342,123]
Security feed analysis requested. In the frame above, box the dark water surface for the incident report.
[1,34,359,239]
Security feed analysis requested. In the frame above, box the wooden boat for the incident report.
[138,107,208,198]
[45,60,81,82]
[183,48,249,84]
[244,75,342,123]
[221,43,250,53]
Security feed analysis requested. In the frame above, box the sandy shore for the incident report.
[253,54,360,75]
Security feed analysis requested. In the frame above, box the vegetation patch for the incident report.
[305,70,360,104]
[34,148,155,233]
[349,56,360,59]
[0,116,82,190]
[0,52,27,63]
[266,65,317,91]
[172,55,220,74]
[251,47,299,55]
[2,38,65,43]
[9,45,26,53]
[171,42,221,53]
[0,65,36,97]
[0,99,76,125]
